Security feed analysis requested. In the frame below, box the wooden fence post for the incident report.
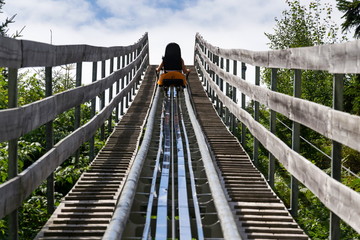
[90,61,97,161]
[253,66,260,167]
[330,73,344,240]
[268,68,277,188]
[290,69,301,216]
[8,68,19,240]
[45,66,55,215]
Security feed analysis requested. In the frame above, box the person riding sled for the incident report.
[156,42,190,87]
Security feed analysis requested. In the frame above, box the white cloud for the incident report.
[2,0,344,67]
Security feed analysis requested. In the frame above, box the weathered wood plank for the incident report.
[0,45,148,142]
[0,33,147,67]
[0,36,22,68]
[197,58,360,233]
[195,50,360,153]
[196,33,360,74]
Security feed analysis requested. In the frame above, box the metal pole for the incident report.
[268,68,277,188]
[219,57,224,117]
[225,59,230,125]
[253,66,260,167]
[330,74,344,240]
[125,54,129,109]
[90,61,97,161]
[231,60,237,133]
[115,56,120,122]
[100,60,106,140]
[120,55,125,115]
[290,69,301,216]
[108,58,114,134]
[241,62,247,145]
[8,68,18,240]
[74,62,82,165]
[45,67,55,215]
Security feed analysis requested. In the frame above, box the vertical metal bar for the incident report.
[45,67,54,215]
[219,57,224,117]
[330,74,344,240]
[225,59,230,125]
[253,66,260,167]
[115,56,120,122]
[100,60,106,140]
[290,69,301,216]
[125,54,129,108]
[8,68,18,240]
[129,54,133,103]
[120,55,125,115]
[170,88,175,240]
[241,62,247,145]
[268,68,277,188]
[214,54,220,112]
[231,60,237,132]
[89,61,97,161]
[108,58,114,134]
[74,62,82,165]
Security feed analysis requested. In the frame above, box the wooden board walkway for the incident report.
[187,66,309,240]
[35,66,157,240]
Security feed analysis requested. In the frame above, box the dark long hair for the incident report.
[162,42,182,70]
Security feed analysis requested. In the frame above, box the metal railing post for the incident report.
[219,57,224,117]
[120,55,125,115]
[108,58,114,134]
[8,68,19,240]
[268,68,277,188]
[115,56,120,122]
[225,59,230,125]
[100,60,106,140]
[45,66,55,215]
[330,73,344,240]
[125,54,129,109]
[253,66,260,167]
[290,69,301,216]
[231,60,237,132]
[74,62,82,165]
[90,61,97,161]
[241,62,247,145]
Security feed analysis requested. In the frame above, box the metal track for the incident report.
[35,66,157,240]
[123,85,221,239]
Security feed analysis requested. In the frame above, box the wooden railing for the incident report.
[194,33,360,238]
[0,33,149,238]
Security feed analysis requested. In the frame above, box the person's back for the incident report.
[156,42,190,87]
[163,43,182,71]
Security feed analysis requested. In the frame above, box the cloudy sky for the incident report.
[2,0,345,65]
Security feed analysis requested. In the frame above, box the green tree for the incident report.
[259,0,360,239]
[337,0,360,38]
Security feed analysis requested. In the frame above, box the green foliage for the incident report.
[265,0,343,50]
[0,63,109,238]
[248,0,360,239]
[337,0,360,38]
